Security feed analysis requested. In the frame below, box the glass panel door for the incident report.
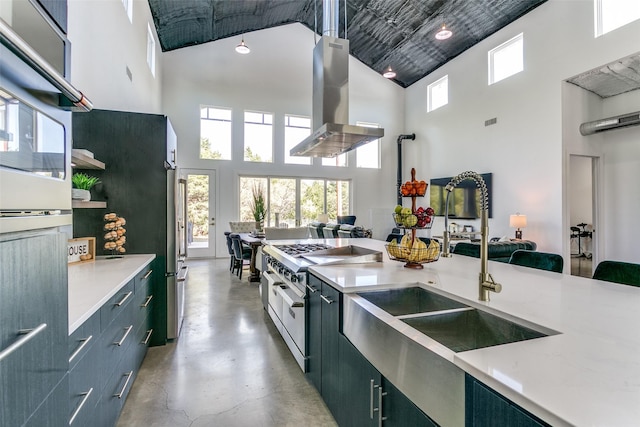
[269,178,296,227]
[301,179,325,225]
[183,169,216,258]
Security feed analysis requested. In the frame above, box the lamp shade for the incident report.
[509,214,527,229]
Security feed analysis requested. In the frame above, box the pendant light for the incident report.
[435,23,452,40]
[383,66,396,79]
[235,36,250,54]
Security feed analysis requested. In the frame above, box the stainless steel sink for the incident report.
[357,287,468,316]
[402,308,548,352]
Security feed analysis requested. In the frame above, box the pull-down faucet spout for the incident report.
[440,171,501,301]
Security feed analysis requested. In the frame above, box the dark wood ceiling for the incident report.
[148,0,547,88]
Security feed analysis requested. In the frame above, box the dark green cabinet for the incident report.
[306,274,342,419]
[0,231,68,427]
[466,374,549,427]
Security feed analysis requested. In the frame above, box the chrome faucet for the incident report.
[441,171,502,301]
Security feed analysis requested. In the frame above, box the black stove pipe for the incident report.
[397,133,416,206]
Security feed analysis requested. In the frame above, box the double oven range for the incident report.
[261,243,332,371]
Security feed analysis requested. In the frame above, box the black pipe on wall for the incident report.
[397,133,416,206]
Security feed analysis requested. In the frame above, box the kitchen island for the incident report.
[304,238,640,426]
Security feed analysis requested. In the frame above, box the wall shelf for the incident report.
[71,150,105,170]
[72,200,106,209]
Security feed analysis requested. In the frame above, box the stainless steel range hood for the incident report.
[290,0,384,158]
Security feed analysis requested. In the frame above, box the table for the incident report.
[239,233,264,282]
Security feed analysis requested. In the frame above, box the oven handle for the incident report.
[277,285,304,308]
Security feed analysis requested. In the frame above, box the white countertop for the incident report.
[307,238,640,426]
[68,254,156,334]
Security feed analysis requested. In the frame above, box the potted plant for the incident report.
[72,172,100,201]
[250,183,266,231]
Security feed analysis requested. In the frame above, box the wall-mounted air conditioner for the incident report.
[580,111,640,136]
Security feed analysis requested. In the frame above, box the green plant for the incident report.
[250,183,266,222]
[72,173,100,190]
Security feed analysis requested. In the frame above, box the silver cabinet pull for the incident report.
[114,371,134,399]
[114,325,133,346]
[69,387,93,425]
[141,329,153,345]
[68,335,93,363]
[320,294,333,304]
[141,295,153,308]
[306,284,318,293]
[114,291,133,307]
[177,265,188,282]
[142,269,153,280]
[378,387,388,427]
[0,323,47,363]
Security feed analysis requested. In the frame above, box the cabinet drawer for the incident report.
[134,322,153,369]
[100,280,134,332]
[134,264,153,295]
[101,348,137,427]
[68,310,100,370]
[68,344,100,426]
[134,282,153,329]
[99,307,135,376]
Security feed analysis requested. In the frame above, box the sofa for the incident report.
[453,240,537,263]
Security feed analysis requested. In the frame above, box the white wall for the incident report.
[67,0,162,113]
[404,0,640,262]
[160,24,405,255]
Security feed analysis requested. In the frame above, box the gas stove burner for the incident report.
[275,243,333,256]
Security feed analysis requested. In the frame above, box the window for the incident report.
[122,0,132,22]
[322,153,347,167]
[200,107,232,160]
[146,23,155,76]
[284,115,311,165]
[355,121,380,169]
[240,176,351,226]
[595,0,640,36]
[488,33,523,85]
[427,75,448,112]
[244,111,273,162]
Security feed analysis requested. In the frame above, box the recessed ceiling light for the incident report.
[383,66,396,79]
[235,37,250,54]
[435,24,452,40]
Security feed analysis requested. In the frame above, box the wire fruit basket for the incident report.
[385,240,440,269]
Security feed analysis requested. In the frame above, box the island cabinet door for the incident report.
[338,335,380,427]
[381,379,438,427]
[319,282,341,419]
[306,274,322,391]
[465,374,549,427]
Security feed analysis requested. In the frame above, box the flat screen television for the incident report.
[429,173,492,219]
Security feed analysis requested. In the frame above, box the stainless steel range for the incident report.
[262,242,382,371]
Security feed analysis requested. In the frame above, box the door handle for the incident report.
[210,217,215,226]
[0,323,47,362]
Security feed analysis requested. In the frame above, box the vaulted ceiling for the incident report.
[148,0,547,88]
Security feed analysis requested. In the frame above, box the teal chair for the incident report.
[508,250,564,273]
[592,261,640,287]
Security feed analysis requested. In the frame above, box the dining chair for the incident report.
[230,233,251,279]
[592,260,640,287]
[224,231,235,271]
[508,250,564,273]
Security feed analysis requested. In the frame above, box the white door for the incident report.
[183,169,216,258]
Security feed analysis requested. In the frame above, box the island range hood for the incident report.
[290,0,384,158]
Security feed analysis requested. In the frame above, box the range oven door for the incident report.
[264,271,284,330]
[278,285,305,354]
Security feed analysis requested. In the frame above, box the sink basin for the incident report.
[357,287,468,316]
[402,309,548,352]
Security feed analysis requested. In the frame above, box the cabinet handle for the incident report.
[0,323,47,363]
[114,325,133,346]
[69,387,93,425]
[114,291,133,307]
[142,329,153,345]
[306,284,317,293]
[320,294,333,304]
[143,269,153,280]
[378,387,388,427]
[114,371,134,399]
[68,335,93,363]
[141,295,153,308]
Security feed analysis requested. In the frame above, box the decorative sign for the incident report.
[68,237,96,264]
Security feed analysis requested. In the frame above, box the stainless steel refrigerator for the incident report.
[72,109,188,345]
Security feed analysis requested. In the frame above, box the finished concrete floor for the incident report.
[117,259,336,426]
